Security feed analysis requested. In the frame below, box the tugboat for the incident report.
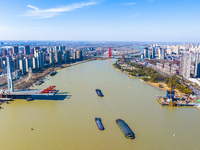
[116,119,135,139]
[26,97,34,101]
[95,117,105,130]
[35,80,44,85]
[95,89,104,97]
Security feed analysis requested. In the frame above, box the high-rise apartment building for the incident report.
[152,47,155,59]
[24,45,30,55]
[43,52,46,63]
[37,51,44,68]
[195,52,200,77]
[34,46,40,57]
[49,51,54,64]
[167,48,172,55]
[173,45,180,54]
[82,49,85,57]
[76,50,82,60]
[158,48,162,59]
[3,49,8,56]
[35,51,44,68]
[12,45,19,54]
[41,48,47,53]
[64,50,70,63]
[73,51,76,60]
[180,52,191,79]
[19,59,27,74]
[25,57,32,72]
[0,57,4,69]
[162,48,165,59]
[55,50,62,63]
[32,57,38,69]
[158,48,165,59]
[30,48,34,55]
[144,47,148,58]
[59,46,65,54]
[54,46,59,52]
[47,47,54,53]
[13,57,19,69]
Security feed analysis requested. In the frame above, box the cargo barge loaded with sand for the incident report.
[116,119,135,139]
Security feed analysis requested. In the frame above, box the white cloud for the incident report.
[27,5,39,11]
[24,1,99,18]
[123,3,136,5]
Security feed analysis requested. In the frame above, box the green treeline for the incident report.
[126,62,165,83]
[115,62,193,95]
[113,63,121,70]
[164,76,193,94]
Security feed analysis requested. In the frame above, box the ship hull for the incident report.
[95,89,104,97]
[116,119,135,139]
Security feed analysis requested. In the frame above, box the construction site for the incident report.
[155,90,200,109]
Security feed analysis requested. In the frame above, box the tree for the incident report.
[151,77,157,83]
[142,77,149,81]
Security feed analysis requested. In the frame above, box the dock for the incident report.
[0,86,59,100]
[155,96,195,107]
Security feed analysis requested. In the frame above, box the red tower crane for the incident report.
[109,47,112,58]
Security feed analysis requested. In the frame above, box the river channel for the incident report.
[0,59,200,150]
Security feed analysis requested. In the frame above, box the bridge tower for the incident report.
[7,57,14,92]
[109,47,112,58]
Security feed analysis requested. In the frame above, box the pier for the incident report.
[155,96,195,107]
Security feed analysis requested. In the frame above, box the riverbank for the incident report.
[113,64,186,97]
[113,64,200,108]
[126,71,185,96]
[145,81,185,96]
[113,60,194,95]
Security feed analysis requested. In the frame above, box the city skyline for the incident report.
[0,0,200,42]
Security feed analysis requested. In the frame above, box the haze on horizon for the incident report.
[0,0,200,42]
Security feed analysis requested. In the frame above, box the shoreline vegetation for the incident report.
[4,57,108,90]
[113,61,193,96]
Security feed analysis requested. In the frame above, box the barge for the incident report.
[95,117,105,130]
[49,71,57,76]
[95,89,104,97]
[26,97,34,101]
[116,119,135,139]
[35,80,44,85]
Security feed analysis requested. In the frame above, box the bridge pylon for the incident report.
[109,47,112,58]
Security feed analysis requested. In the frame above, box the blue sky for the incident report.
[0,0,200,42]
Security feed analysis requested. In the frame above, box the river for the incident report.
[131,45,145,56]
[0,59,199,150]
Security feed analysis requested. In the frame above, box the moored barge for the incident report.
[95,89,104,97]
[95,117,105,130]
[49,71,57,76]
[116,119,135,139]
[26,97,34,101]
